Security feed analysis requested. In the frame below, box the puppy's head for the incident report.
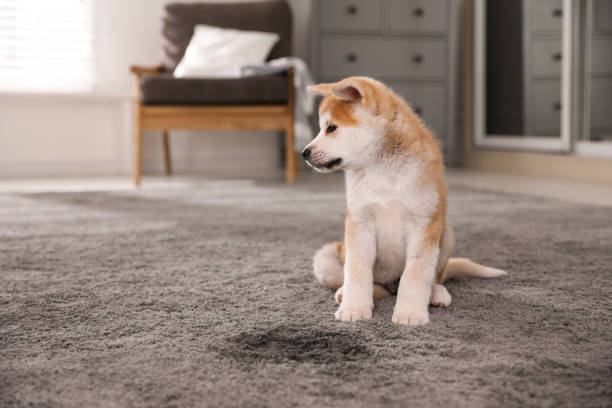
[302,77,390,173]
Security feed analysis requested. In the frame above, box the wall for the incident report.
[0,94,131,177]
[0,0,312,178]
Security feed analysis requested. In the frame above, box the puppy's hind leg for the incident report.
[430,223,453,308]
[430,283,452,308]
[335,284,391,304]
[313,242,344,291]
[315,241,393,305]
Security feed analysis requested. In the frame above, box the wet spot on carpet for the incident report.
[220,326,371,364]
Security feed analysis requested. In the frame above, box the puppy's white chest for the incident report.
[346,168,436,284]
[370,202,412,282]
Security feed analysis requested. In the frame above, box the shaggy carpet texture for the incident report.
[1,179,611,408]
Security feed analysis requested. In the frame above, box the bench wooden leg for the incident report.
[133,104,143,186]
[285,120,296,183]
[162,130,172,176]
[292,151,299,174]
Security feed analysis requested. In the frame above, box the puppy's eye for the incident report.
[326,124,337,133]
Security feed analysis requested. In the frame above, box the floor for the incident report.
[2,171,610,407]
[446,170,612,208]
[0,168,611,207]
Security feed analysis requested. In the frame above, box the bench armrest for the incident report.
[130,63,164,78]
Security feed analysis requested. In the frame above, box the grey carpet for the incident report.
[1,179,611,408]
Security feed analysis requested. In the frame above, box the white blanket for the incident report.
[241,57,316,152]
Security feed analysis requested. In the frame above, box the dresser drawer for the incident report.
[319,0,382,32]
[528,82,561,134]
[387,0,447,33]
[320,37,446,79]
[595,0,612,32]
[531,39,562,76]
[591,38,612,75]
[527,0,563,32]
[389,84,445,136]
[591,79,612,129]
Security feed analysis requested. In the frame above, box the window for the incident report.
[0,0,95,92]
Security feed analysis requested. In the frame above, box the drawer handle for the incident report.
[412,54,424,64]
[413,7,425,17]
[346,5,358,15]
[553,102,561,112]
[345,53,358,63]
[414,106,423,115]
[552,8,563,17]
[552,52,562,61]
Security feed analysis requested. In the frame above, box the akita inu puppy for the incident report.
[303,77,506,326]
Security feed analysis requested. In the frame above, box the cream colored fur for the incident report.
[305,77,506,326]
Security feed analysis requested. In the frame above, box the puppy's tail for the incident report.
[442,258,506,282]
[313,242,344,290]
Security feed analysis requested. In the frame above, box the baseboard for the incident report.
[0,160,123,178]
[0,155,285,178]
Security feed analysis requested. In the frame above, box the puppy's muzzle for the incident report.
[302,148,343,171]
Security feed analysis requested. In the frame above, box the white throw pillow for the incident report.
[173,24,280,78]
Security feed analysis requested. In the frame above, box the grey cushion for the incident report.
[162,0,293,72]
[140,73,289,105]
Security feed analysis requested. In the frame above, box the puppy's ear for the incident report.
[331,81,364,103]
[307,83,333,95]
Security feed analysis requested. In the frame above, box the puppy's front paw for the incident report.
[391,308,429,326]
[334,304,372,322]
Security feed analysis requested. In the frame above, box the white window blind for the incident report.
[0,0,95,92]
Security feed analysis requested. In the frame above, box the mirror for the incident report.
[485,0,564,138]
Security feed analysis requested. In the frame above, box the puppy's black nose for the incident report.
[302,148,311,159]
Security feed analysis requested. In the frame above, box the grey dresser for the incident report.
[309,0,460,164]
